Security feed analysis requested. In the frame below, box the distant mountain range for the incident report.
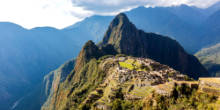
[196,43,220,77]
[1,2,220,110]
[0,23,80,110]
[64,2,220,53]
[195,9,220,77]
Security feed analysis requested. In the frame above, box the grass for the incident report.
[96,79,119,106]
[130,86,154,97]
[144,84,219,110]
[119,58,149,71]
[199,78,220,83]
[119,62,135,70]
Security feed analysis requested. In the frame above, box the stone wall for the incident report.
[199,78,220,95]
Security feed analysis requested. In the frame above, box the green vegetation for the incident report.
[119,59,149,71]
[168,72,175,77]
[184,75,194,81]
[145,84,218,110]
[77,60,105,107]
[115,54,127,58]
[97,55,114,63]
[129,86,154,97]
[111,89,142,110]
[56,59,107,110]
[119,62,135,70]
[112,99,142,110]
[42,55,219,110]
[195,43,220,76]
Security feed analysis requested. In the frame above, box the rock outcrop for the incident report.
[199,78,220,95]
[100,13,208,79]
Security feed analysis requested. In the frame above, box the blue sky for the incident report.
[0,0,219,29]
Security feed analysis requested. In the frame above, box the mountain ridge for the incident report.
[41,13,211,110]
[100,13,208,79]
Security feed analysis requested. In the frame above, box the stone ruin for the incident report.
[199,78,220,95]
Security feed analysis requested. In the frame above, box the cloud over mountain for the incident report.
[71,0,220,14]
[0,0,219,28]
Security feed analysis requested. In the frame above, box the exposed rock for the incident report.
[74,40,102,73]
[199,78,220,95]
[41,59,75,109]
[100,13,209,79]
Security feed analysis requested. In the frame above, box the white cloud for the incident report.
[71,0,220,14]
[186,0,220,8]
[0,0,92,29]
[0,0,219,28]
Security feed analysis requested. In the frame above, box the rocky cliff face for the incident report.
[14,59,75,110]
[43,59,75,105]
[74,41,102,73]
[100,13,208,79]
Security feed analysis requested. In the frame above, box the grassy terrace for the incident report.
[129,86,154,97]
[197,78,220,96]
[119,59,149,71]
[199,78,220,83]
[174,81,199,85]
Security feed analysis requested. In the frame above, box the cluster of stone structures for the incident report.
[154,78,220,96]
[199,78,220,95]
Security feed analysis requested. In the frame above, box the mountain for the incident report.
[202,10,220,45]
[166,5,207,25]
[100,13,208,79]
[41,41,189,110]
[41,13,211,110]
[63,6,201,53]
[205,1,220,16]
[58,2,220,54]
[196,10,220,76]
[0,23,80,110]
[195,43,220,77]
[62,4,220,53]
[126,6,204,53]
[2,3,220,109]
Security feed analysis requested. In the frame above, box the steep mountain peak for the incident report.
[74,40,102,73]
[100,13,208,79]
[101,13,137,52]
[111,13,129,26]
[83,40,96,49]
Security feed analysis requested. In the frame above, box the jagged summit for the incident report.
[100,13,208,79]
[74,40,102,73]
[102,13,137,46]
[82,40,98,53]
[79,40,103,62]
[110,13,130,27]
